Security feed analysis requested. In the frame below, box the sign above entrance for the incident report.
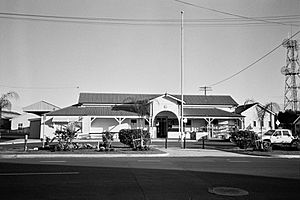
[183,118,188,123]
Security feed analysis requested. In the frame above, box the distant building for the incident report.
[0,109,21,130]
[42,92,243,140]
[234,103,276,133]
[11,101,60,138]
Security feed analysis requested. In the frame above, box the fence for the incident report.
[0,128,30,139]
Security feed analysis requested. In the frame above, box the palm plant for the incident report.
[0,91,19,126]
[112,97,150,149]
[50,121,81,151]
[244,100,280,150]
[243,100,280,132]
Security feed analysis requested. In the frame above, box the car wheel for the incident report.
[292,140,300,151]
[262,141,272,151]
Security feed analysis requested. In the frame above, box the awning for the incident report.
[52,117,81,123]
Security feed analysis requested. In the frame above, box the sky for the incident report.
[0,0,299,112]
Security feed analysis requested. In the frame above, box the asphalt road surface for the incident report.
[0,156,299,200]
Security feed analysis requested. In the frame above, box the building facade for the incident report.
[234,103,277,133]
[11,101,60,138]
[42,93,243,140]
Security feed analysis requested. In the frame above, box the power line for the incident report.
[0,84,79,90]
[173,0,300,86]
[208,30,300,87]
[174,0,300,27]
[0,12,299,26]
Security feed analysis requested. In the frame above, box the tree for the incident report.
[277,110,299,134]
[112,97,150,149]
[0,91,19,127]
[244,100,280,150]
[243,100,280,132]
[256,102,280,132]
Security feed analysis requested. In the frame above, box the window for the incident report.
[269,121,272,128]
[273,131,281,137]
[131,119,137,124]
[283,131,290,136]
[18,123,23,130]
[253,121,256,127]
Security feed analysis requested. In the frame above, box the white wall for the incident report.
[11,113,39,130]
[91,118,136,133]
[242,106,275,133]
[151,96,179,120]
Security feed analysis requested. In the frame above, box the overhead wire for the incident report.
[173,0,300,87]
[0,3,299,88]
[208,30,300,87]
[174,0,300,27]
[0,84,79,90]
[0,11,299,26]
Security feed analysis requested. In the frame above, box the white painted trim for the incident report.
[186,116,243,119]
[184,105,235,108]
[149,94,186,104]
[88,115,140,118]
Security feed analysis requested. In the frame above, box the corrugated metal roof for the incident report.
[48,106,242,118]
[23,101,60,112]
[47,106,138,116]
[78,93,238,106]
[234,103,257,114]
[184,108,243,118]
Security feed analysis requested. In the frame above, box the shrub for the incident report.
[102,131,114,149]
[50,122,81,151]
[119,129,151,150]
[230,130,258,149]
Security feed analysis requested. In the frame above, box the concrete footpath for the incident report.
[0,148,259,159]
[0,139,299,159]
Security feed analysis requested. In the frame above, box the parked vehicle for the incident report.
[260,129,300,150]
[256,130,275,139]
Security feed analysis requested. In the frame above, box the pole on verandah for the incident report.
[180,11,184,149]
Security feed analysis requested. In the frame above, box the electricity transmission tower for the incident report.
[281,38,300,111]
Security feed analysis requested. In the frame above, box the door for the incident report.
[271,130,282,143]
[156,117,168,138]
[282,130,293,143]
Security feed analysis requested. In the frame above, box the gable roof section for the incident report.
[184,108,243,118]
[234,103,257,114]
[78,93,158,104]
[47,106,138,116]
[23,101,60,113]
[78,93,238,106]
[235,103,277,115]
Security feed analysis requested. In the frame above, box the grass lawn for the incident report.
[195,140,300,156]
[0,142,165,155]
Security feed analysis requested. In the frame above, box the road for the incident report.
[0,156,299,200]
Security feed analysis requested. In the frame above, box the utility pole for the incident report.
[199,86,212,96]
[180,11,184,149]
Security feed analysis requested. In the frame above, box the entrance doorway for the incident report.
[156,117,168,138]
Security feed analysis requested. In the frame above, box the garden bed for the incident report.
[220,147,300,156]
[0,146,165,155]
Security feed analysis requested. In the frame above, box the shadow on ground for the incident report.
[0,161,299,200]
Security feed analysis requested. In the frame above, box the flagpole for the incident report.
[180,11,184,149]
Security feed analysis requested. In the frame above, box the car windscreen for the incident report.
[264,131,274,136]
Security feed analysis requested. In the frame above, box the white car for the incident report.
[261,129,299,150]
